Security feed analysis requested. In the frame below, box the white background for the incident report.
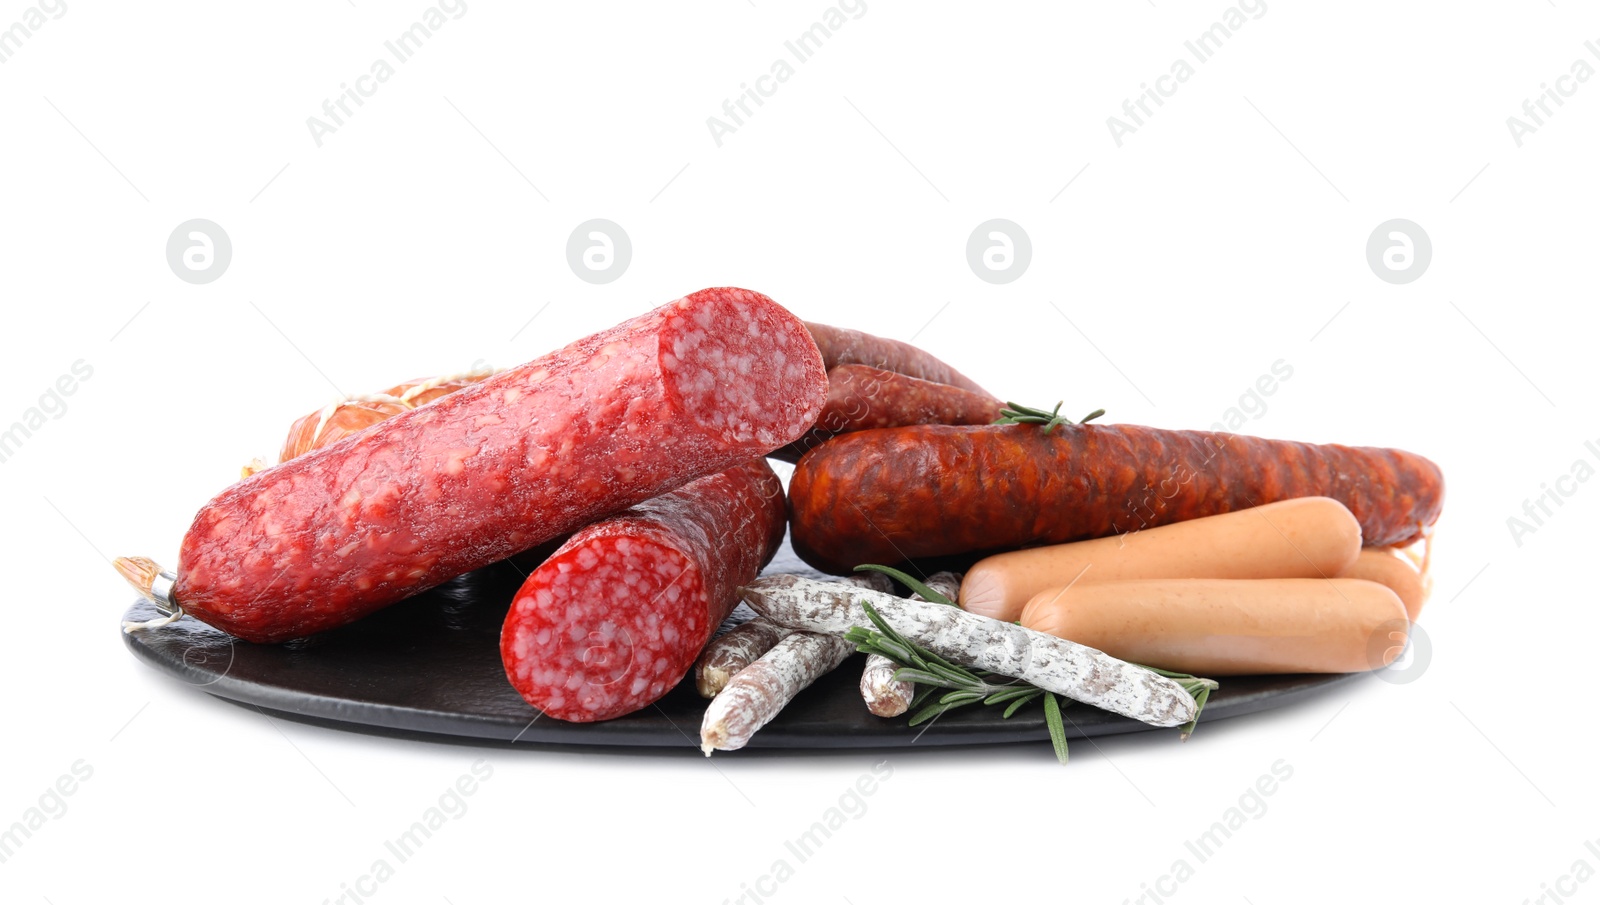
[2,1,1597,903]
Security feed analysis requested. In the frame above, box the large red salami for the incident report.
[501,458,786,722]
[151,288,826,643]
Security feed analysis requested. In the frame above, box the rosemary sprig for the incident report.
[845,598,1219,763]
[995,401,1106,433]
[843,601,1054,728]
[853,564,955,606]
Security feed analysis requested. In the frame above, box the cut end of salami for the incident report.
[660,288,827,448]
[503,535,709,723]
[167,288,821,643]
[500,458,786,722]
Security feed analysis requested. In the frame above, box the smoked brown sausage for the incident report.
[788,423,1443,574]
[805,322,991,396]
[774,364,1003,462]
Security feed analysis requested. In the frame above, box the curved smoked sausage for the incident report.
[789,423,1443,574]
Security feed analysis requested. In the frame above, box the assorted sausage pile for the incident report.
[114,288,1445,755]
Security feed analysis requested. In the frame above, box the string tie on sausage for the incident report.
[114,556,185,633]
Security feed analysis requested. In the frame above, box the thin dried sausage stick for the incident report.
[741,575,1197,727]
[694,618,791,699]
[860,571,961,718]
[790,423,1444,574]
[116,288,828,643]
[501,459,786,722]
[692,571,894,699]
[699,631,854,754]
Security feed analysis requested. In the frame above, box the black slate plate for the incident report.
[120,542,1360,751]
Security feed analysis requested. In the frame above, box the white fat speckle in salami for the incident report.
[741,575,1197,728]
[502,459,787,723]
[172,289,825,643]
[659,288,824,448]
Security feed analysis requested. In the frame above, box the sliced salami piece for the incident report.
[501,459,787,722]
[143,288,826,643]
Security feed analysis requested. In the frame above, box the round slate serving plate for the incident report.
[120,542,1360,751]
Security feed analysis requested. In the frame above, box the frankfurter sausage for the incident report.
[501,459,786,722]
[789,423,1443,574]
[1020,578,1409,675]
[773,365,1003,462]
[959,498,1362,622]
[1338,548,1427,621]
[117,288,828,643]
[805,321,991,396]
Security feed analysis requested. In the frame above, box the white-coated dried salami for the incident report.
[694,618,790,700]
[692,571,893,699]
[860,572,962,717]
[741,575,1197,728]
[700,631,854,754]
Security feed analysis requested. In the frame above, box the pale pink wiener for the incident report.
[1021,578,1408,676]
[116,288,828,643]
[1338,548,1428,621]
[959,498,1363,622]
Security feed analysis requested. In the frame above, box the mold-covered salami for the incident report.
[790,423,1444,574]
[740,575,1198,728]
[860,571,961,718]
[501,459,787,722]
[130,288,827,643]
[692,571,894,699]
[700,631,855,754]
[694,618,790,700]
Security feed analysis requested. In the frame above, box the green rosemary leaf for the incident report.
[1179,684,1212,742]
[907,701,956,727]
[995,401,1106,434]
[1002,691,1043,718]
[938,690,987,707]
[853,564,954,606]
[983,687,1040,706]
[1043,692,1070,765]
[891,668,956,689]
